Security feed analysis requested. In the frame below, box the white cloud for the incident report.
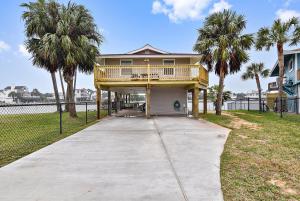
[18,44,31,57]
[0,41,10,52]
[209,0,232,14]
[152,0,212,22]
[276,9,300,22]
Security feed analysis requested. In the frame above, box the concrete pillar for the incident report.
[96,86,101,119]
[108,90,112,116]
[192,87,199,118]
[114,92,118,113]
[120,93,123,110]
[146,87,151,118]
[203,89,207,114]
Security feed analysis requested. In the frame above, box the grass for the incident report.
[200,111,300,201]
[0,110,107,167]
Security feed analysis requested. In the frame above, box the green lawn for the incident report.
[200,111,300,201]
[0,110,107,167]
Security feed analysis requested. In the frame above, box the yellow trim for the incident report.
[94,64,209,87]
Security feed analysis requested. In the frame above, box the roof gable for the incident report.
[127,44,168,55]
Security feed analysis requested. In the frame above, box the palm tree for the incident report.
[194,10,253,115]
[59,2,103,117]
[208,85,232,109]
[241,63,270,112]
[256,17,300,113]
[87,89,94,101]
[21,0,61,111]
[8,92,18,102]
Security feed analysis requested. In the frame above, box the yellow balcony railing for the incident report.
[94,64,208,84]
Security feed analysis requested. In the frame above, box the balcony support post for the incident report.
[108,90,112,116]
[203,89,207,114]
[146,86,151,118]
[192,86,199,118]
[147,63,150,83]
[114,92,118,113]
[96,86,101,119]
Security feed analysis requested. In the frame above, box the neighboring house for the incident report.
[5,85,29,96]
[244,90,266,99]
[0,85,29,103]
[46,92,65,102]
[75,88,90,102]
[268,48,300,113]
[94,44,209,118]
[0,90,11,103]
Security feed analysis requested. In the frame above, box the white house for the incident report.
[75,88,90,102]
[0,85,29,103]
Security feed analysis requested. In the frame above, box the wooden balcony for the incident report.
[94,64,208,86]
[298,69,300,81]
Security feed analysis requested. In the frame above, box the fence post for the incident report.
[297,97,299,115]
[280,97,283,118]
[59,103,62,134]
[85,102,88,124]
[247,98,250,111]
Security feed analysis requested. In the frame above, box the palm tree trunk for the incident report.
[50,72,60,112]
[66,73,77,118]
[255,74,262,112]
[216,67,225,115]
[65,83,70,112]
[59,69,66,101]
[73,67,77,96]
[277,43,284,114]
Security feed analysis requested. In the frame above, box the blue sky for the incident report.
[0,0,300,93]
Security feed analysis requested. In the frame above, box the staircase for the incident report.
[283,85,294,95]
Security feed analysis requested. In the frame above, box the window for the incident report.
[163,59,175,75]
[288,59,294,72]
[120,59,133,76]
[163,59,175,65]
[120,59,133,65]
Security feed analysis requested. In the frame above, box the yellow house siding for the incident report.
[102,58,191,65]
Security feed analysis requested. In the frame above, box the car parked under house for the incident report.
[94,44,209,118]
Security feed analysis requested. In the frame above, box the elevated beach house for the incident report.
[94,44,209,118]
[268,48,300,113]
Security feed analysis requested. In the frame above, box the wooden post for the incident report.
[192,87,199,118]
[203,89,207,114]
[96,86,101,119]
[108,90,112,116]
[114,92,118,113]
[146,86,151,118]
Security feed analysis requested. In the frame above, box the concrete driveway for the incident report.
[0,117,230,201]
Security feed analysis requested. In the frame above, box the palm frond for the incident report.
[260,69,270,78]
[194,10,253,77]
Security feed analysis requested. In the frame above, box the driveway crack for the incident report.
[152,118,189,201]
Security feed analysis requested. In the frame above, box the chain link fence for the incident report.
[0,102,107,167]
[226,97,300,117]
